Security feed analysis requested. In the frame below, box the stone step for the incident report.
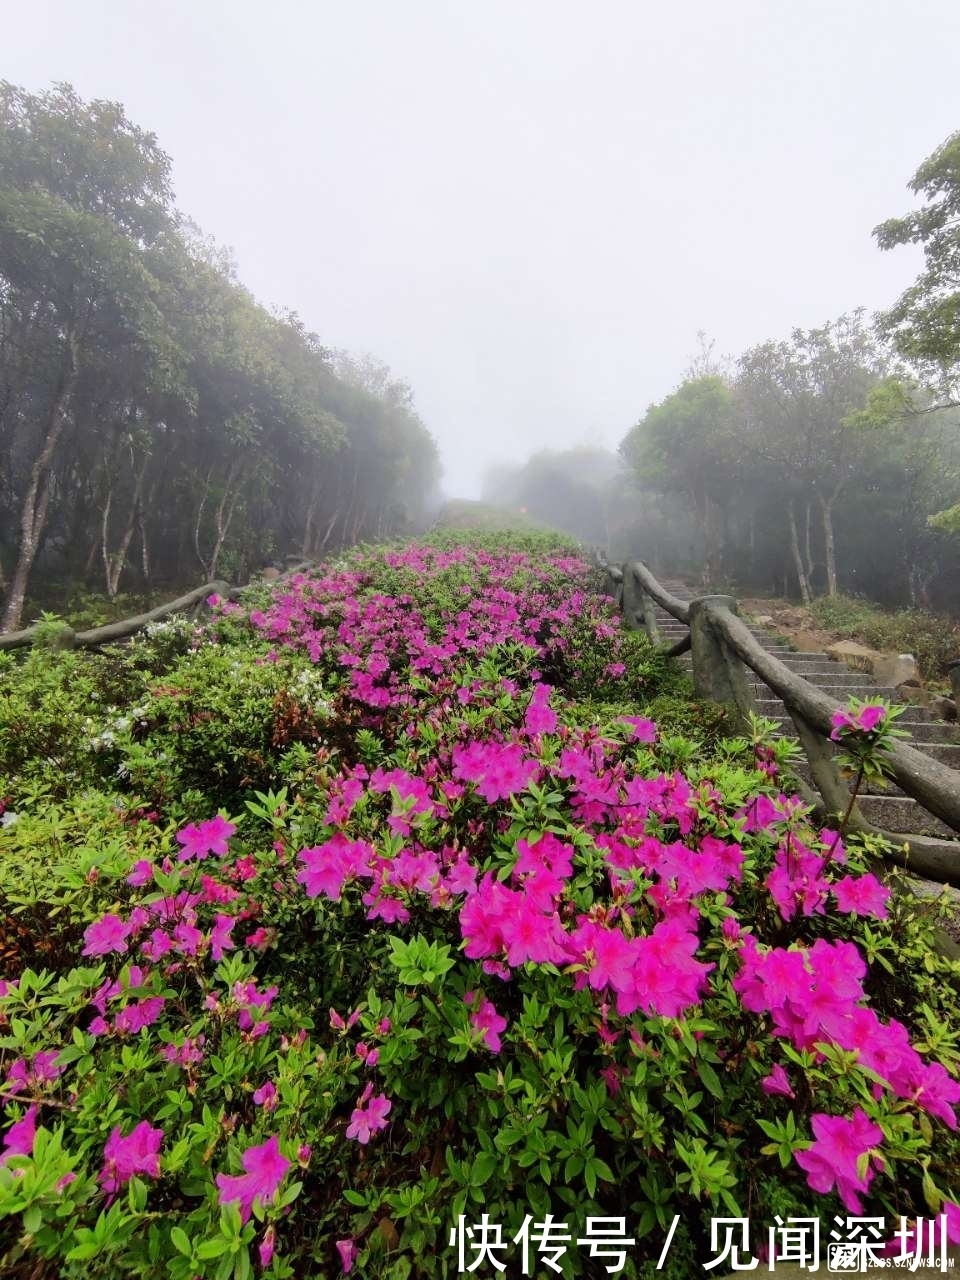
[915,741,960,767]
[792,760,908,797]
[856,795,958,839]
[772,658,845,671]
[766,669,888,687]
[752,682,902,700]
[645,589,960,837]
[758,711,955,745]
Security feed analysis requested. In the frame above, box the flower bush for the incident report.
[1,530,959,1277]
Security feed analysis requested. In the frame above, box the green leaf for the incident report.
[171,1226,193,1257]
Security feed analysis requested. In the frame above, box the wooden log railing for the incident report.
[0,561,318,652]
[604,557,960,886]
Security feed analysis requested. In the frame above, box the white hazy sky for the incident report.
[6,1,958,495]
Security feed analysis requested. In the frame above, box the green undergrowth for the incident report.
[0,530,959,1278]
[809,592,960,682]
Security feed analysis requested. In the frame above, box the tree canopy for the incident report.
[0,83,439,631]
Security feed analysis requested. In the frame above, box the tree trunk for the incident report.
[317,508,340,553]
[1,340,78,632]
[746,509,755,577]
[803,503,815,593]
[692,482,714,587]
[819,493,838,597]
[138,511,150,583]
[196,458,247,580]
[301,478,321,558]
[103,452,149,598]
[787,501,812,605]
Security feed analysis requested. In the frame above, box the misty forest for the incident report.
[6,77,960,1280]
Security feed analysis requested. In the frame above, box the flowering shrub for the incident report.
[1,531,959,1277]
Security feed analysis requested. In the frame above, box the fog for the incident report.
[6,0,959,496]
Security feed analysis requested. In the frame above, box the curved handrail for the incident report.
[625,560,691,624]
[607,558,960,880]
[711,601,960,833]
[0,561,318,652]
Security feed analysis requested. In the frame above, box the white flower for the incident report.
[1,811,20,828]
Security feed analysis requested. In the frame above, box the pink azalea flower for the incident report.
[794,1109,883,1212]
[619,715,658,744]
[258,1225,276,1268]
[465,992,508,1052]
[336,1238,359,1273]
[176,815,237,862]
[209,913,236,961]
[832,874,890,920]
[525,683,558,735]
[126,858,155,887]
[760,1064,795,1098]
[253,1081,278,1112]
[452,741,539,803]
[216,1135,290,1223]
[857,704,887,732]
[82,913,132,957]
[1,1105,37,1164]
[99,1121,164,1194]
[345,1084,392,1144]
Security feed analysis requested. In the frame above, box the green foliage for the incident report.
[0,81,439,632]
[2,531,960,1277]
[808,592,960,680]
[875,129,960,383]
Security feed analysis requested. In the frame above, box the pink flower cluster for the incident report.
[735,936,960,1134]
[830,703,887,740]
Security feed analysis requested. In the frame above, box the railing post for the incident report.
[621,564,642,631]
[620,564,662,642]
[639,591,660,644]
[788,712,869,831]
[688,596,755,729]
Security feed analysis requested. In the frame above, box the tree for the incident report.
[735,315,886,600]
[620,376,738,585]
[875,130,960,398]
[0,82,176,629]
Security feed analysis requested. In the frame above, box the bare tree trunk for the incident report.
[193,471,212,574]
[803,503,816,593]
[138,512,150,583]
[787,501,812,605]
[819,493,839,597]
[103,452,149,598]
[693,483,714,587]
[195,458,247,579]
[317,508,340,553]
[1,341,78,632]
[301,478,320,558]
[746,508,756,577]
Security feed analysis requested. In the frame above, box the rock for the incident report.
[826,640,877,669]
[261,566,281,580]
[871,652,918,687]
[774,608,813,629]
[900,684,933,707]
[826,642,918,687]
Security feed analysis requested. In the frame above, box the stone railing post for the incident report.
[688,596,755,729]
[639,591,660,644]
[621,564,642,631]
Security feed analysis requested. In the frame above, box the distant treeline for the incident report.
[486,127,960,615]
[0,83,440,632]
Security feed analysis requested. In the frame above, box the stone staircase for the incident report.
[652,582,960,841]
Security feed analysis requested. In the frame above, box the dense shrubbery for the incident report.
[1,531,959,1278]
[808,592,960,682]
